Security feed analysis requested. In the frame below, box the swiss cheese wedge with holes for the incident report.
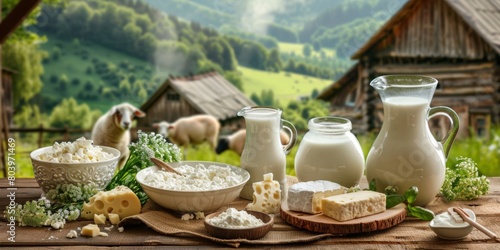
[81,186,141,220]
[246,173,281,214]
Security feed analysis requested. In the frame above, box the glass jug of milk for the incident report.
[366,75,460,206]
[295,117,364,188]
[238,106,297,200]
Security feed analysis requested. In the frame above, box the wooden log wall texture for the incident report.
[372,0,495,60]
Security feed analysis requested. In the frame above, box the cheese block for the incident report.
[321,191,386,222]
[246,173,281,214]
[94,214,106,224]
[108,213,120,225]
[287,180,346,214]
[81,186,141,220]
[81,224,100,237]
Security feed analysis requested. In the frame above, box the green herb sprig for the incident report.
[370,180,435,221]
[105,131,182,204]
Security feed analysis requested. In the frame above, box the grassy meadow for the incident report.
[239,66,332,104]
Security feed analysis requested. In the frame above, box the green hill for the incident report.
[39,34,164,113]
[39,33,331,113]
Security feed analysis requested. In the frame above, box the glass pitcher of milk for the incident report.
[366,75,460,206]
[238,106,297,200]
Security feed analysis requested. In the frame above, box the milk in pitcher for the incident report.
[366,96,446,205]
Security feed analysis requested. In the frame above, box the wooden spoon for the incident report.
[448,207,497,239]
[150,157,182,175]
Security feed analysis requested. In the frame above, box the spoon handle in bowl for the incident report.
[453,207,497,239]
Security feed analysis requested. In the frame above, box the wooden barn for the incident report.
[137,71,255,134]
[318,0,500,138]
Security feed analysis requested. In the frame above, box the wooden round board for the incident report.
[280,202,407,235]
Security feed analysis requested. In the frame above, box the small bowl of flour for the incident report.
[204,208,274,239]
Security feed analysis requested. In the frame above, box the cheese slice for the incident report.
[246,173,281,214]
[81,224,100,237]
[81,186,141,220]
[321,191,386,221]
[287,180,346,214]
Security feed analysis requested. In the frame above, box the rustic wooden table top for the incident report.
[1,177,499,249]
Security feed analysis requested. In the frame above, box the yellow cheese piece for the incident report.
[81,224,100,237]
[94,214,106,224]
[108,213,120,225]
[81,186,141,220]
[321,191,386,222]
[246,173,281,214]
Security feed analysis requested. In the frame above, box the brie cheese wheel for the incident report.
[287,180,346,214]
[321,190,386,221]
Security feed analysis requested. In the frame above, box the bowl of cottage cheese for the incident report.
[136,161,250,213]
[30,137,120,193]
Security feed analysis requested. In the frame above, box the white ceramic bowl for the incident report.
[30,146,120,193]
[136,161,250,213]
[429,208,476,240]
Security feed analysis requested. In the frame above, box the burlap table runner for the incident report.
[119,197,333,247]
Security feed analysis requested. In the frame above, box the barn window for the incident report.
[345,90,356,107]
[475,117,486,137]
[167,92,180,101]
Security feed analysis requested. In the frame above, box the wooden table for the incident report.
[1,177,499,249]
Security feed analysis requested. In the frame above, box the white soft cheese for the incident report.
[209,208,264,229]
[321,191,386,221]
[37,137,114,163]
[287,180,346,214]
[143,163,243,191]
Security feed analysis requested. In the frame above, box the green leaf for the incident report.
[406,204,435,221]
[404,186,419,204]
[386,194,406,209]
[369,179,376,191]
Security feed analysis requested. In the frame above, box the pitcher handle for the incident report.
[281,119,297,155]
[428,106,460,158]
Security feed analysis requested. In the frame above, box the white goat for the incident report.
[216,129,290,156]
[91,103,146,169]
[153,115,220,150]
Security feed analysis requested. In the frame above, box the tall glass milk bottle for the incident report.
[238,106,297,200]
[366,75,459,206]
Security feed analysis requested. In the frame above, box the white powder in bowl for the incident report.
[208,208,264,229]
[37,137,114,163]
[143,163,244,191]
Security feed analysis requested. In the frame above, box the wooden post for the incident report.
[38,124,43,148]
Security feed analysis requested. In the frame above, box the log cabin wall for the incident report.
[352,0,500,138]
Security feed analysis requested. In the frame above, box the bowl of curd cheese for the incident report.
[136,161,250,213]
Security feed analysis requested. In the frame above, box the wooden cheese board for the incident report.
[280,201,407,235]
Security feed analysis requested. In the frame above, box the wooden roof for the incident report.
[141,71,255,120]
[317,63,359,100]
[351,0,500,59]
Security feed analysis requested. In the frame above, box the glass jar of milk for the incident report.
[294,117,364,188]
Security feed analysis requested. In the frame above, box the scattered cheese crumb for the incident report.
[181,213,194,220]
[66,230,78,239]
[195,212,205,219]
[51,221,65,230]
[104,225,114,231]
[118,227,124,233]
[99,232,109,237]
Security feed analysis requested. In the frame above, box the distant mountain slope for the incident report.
[300,0,406,57]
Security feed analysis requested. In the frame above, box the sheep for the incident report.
[152,115,221,150]
[91,103,146,169]
[215,129,290,156]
